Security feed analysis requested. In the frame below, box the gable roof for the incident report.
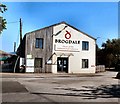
[0,50,16,56]
[26,21,96,40]
[0,50,9,55]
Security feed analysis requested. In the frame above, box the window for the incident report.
[82,59,89,68]
[35,38,43,49]
[35,58,43,68]
[82,41,89,50]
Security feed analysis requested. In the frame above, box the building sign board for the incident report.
[54,30,80,52]
[26,59,34,72]
[26,67,34,72]
[27,55,32,59]
[55,39,80,44]
[55,44,80,52]
[26,59,34,66]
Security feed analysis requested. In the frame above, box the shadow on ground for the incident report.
[32,84,120,99]
[64,84,120,99]
[2,81,28,93]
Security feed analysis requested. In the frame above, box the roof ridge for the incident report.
[25,21,96,40]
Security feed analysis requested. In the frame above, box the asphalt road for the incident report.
[1,71,120,104]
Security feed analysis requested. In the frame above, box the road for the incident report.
[1,71,120,104]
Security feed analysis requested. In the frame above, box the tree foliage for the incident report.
[0,3,7,34]
[97,39,120,69]
[97,39,120,68]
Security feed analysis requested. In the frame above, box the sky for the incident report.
[0,2,118,52]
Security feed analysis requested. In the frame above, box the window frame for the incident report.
[35,38,43,49]
[82,59,89,68]
[82,41,89,50]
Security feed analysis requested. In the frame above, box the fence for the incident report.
[96,65,105,73]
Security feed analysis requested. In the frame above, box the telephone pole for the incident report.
[14,18,22,73]
[14,42,16,52]
[20,18,22,44]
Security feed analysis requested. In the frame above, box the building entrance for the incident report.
[57,57,68,73]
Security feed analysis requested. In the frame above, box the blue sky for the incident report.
[1,2,118,52]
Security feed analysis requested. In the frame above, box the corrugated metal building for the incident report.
[17,22,96,73]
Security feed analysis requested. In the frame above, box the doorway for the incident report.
[57,57,68,73]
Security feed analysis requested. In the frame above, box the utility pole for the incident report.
[20,18,22,44]
[14,18,22,73]
[14,42,16,52]
[19,18,22,57]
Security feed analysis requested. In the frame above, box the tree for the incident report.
[98,38,120,69]
[0,3,7,34]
